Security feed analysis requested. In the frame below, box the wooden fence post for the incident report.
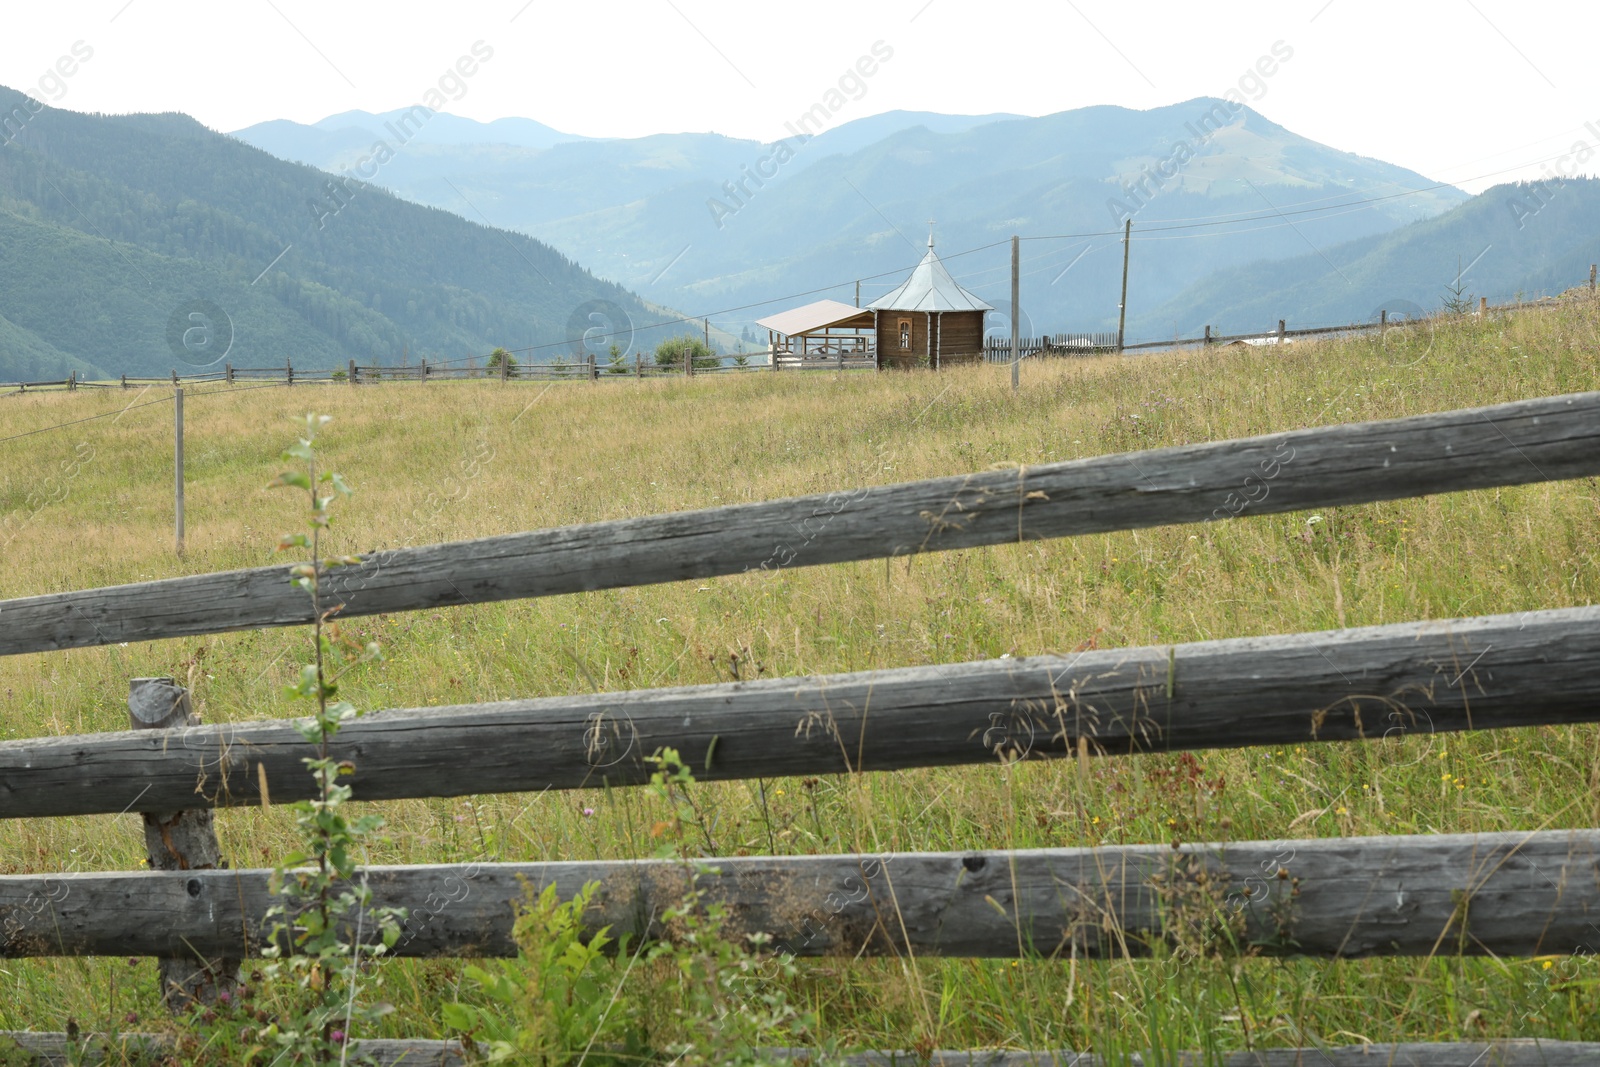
[170,369,178,387]
[127,678,239,1010]
[420,359,427,383]
[174,388,184,555]
[1591,263,1596,291]
[120,373,127,389]
[1380,310,1388,329]
[286,359,294,387]
[348,359,357,386]
[225,363,233,385]
[1203,325,1211,345]
[1277,319,1286,344]
[500,353,510,383]
[1480,297,1488,316]
[635,353,642,379]
[589,354,597,381]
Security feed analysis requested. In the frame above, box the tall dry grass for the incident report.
[0,301,1597,1053]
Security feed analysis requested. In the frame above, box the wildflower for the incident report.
[1336,807,1348,815]
[331,1030,346,1044]
[582,808,595,817]
[1543,960,1554,970]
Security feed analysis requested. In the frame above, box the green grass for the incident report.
[0,301,1597,1057]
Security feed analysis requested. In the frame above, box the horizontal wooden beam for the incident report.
[6,1036,1595,1067]
[1,391,1596,657]
[0,1032,463,1066]
[1,830,1596,961]
[3,605,1596,819]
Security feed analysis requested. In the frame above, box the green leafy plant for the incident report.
[445,882,643,1064]
[639,749,825,1067]
[441,750,826,1066]
[486,348,516,372]
[606,342,629,375]
[257,414,404,1064]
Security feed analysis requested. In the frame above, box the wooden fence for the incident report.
[9,294,1559,396]
[982,333,1120,361]
[2,391,1599,1063]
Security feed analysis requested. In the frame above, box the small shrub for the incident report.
[653,336,720,371]
[606,342,629,375]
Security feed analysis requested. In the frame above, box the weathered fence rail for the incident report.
[3,830,1597,960]
[6,1036,1597,1067]
[2,390,1595,658]
[3,605,1595,819]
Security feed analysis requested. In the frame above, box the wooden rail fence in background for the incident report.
[7,291,1572,395]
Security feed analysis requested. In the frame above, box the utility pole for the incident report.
[1010,235,1020,392]
[855,280,860,308]
[1117,218,1131,353]
[174,387,185,556]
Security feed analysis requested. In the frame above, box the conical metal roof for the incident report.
[867,235,993,314]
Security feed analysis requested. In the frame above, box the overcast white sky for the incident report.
[0,0,1593,194]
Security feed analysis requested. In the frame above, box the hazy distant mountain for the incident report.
[231,99,1468,340]
[1133,178,1600,338]
[0,88,674,379]
[233,108,586,168]
[789,110,1024,170]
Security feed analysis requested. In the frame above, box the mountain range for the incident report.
[233,100,1471,341]
[1140,177,1600,336]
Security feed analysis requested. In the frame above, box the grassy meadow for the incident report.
[1,302,1598,1059]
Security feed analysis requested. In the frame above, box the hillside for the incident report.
[233,99,1467,337]
[1,303,1596,1054]
[0,87,675,379]
[1136,178,1600,336]
[0,308,91,382]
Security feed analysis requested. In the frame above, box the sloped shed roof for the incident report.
[867,241,994,314]
[755,299,874,337]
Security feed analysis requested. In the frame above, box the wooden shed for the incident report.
[867,235,992,370]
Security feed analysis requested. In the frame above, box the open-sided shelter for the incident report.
[755,299,876,366]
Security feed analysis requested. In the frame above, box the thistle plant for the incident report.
[260,414,403,1064]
